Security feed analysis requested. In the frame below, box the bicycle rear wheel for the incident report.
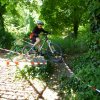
[22,45,36,61]
[6,45,22,60]
[47,43,62,62]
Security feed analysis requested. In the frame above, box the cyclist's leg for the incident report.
[31,36,42,55]
[31,37,36,44]
[33,37,41,47]
[33,37,42,54]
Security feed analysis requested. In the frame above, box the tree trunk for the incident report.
[73,20,79,38]
[0,14,5,32]
[0,3,6,32]
[72,7,80,39]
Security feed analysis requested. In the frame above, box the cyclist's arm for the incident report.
[41,28,49,34]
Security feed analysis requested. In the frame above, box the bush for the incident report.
[15,61,54,80]
[0,31,15,49]
[50,32,89,54]
[59,49,100,100]
[58,30,100,99]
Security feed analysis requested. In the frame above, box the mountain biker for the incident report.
[30,20,49,47]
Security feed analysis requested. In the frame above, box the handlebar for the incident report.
[44,32,52,35]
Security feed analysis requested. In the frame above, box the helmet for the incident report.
[37,20,44,25]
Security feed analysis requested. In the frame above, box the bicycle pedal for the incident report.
[29,52,33,54]
[40,53,45,56]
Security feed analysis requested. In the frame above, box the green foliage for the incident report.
[0,0,41,63]
[87,32,100,50]
[0,0,99,99]
[59,49,100,99]
[0,0,40,34]
[56,25,100,99]
[49,29,89,54]
[0,31,15,49]
[89,0,100,33]
[41,0,88,36]
[50,35,76,53]
[16,62,54,80]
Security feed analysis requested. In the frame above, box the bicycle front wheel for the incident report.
[47,43,62,62]
[22,45,36,61]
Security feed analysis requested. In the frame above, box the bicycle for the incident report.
[22,33,62,62]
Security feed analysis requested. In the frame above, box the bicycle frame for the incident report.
[38,35,55,54]
[23,34,55,54]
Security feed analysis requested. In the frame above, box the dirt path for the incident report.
[0,61,39,99]
[0,53,59,100]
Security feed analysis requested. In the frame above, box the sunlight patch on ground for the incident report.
[43,87,59,100]
[31,78,59,100]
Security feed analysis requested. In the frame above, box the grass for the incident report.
[49,31,89,54]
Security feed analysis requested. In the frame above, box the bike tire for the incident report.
[22,45,36,61]
[6,45,22,60]
[47,43,62,62]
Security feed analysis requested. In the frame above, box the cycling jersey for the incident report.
[32,26,48,37]
[30,26,48,43]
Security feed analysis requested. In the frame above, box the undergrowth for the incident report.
[15,61,54,80]
[59,50,100,100]
[58,31,100,100]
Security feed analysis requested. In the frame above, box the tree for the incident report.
[0,0,39,33]
[0,0,39,48]
[89,0,100,49]
[0,2,6,32]
[41,0,88,38]
[89,0,100,33]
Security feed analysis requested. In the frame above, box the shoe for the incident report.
[39,52,45,56]
[29,47,36,54]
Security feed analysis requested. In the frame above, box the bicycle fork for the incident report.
[48,40,55,54]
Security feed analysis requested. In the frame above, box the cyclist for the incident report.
[30,20,49,47]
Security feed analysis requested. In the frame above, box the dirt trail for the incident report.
[0,52,59,100]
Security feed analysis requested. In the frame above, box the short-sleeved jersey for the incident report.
[32,26,48,35]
